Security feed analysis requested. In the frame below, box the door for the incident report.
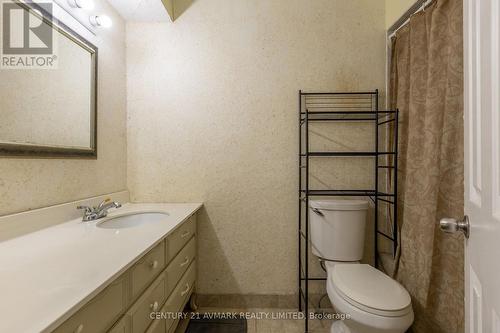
[462,0,500,332]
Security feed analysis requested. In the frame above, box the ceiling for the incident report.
[107,0,170,22]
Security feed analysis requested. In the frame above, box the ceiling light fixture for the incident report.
[67,0,94,10]
[89,15,112,28]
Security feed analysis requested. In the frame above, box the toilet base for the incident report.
[330,320,351,333]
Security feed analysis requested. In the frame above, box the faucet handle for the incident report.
[97,198,111,209]
[77,205,92,213]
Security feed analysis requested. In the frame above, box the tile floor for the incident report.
[194,308,334,333]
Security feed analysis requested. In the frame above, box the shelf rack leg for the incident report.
[393,109,399,255]
[374,89,379,268]
[304,104,310,333]
[298,90,302,313]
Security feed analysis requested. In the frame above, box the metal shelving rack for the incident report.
[298,90,399,332]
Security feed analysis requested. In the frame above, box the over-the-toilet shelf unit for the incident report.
[298,90,399,333]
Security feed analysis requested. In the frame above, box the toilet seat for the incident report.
[330,264,412,317]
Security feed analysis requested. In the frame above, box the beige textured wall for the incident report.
[385,0,416,28]
[0,0,127,216]
[127,0,386,295]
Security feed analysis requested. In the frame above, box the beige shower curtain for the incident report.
[388,0,464,332]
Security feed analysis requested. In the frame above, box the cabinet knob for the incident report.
[181,283,190,297]
[180,256,190,267]
[75,324,84,333]
[150,260,158,269]
[181,231,190,238]
[150,301,159,311]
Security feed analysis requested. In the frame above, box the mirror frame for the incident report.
[0,1,98,159]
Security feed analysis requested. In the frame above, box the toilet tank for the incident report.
[309,199,369,261]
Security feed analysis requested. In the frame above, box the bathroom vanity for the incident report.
[0,202,202,333]
[54,214,196,333]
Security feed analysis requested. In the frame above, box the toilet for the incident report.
[309,200,414,333]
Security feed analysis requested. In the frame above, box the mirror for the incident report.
[0,1,97,158]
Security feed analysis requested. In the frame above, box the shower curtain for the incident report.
[388,0,464,332]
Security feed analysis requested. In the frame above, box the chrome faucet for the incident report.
[77,198,122,222]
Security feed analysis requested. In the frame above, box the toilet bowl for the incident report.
[325,262,413,333]
[309,200,414,333]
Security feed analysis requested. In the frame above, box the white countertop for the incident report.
[0,203,202,333]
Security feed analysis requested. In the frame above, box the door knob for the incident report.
[439,215,470,239]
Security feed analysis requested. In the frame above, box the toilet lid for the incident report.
[331,264,411,315]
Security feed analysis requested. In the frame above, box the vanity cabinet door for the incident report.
[166,237,196,296]
[131,241,166,300]
[166,216,195,263]
[52,276,127,333]
[163,262,196,333]
[145,317,166,333]
[108,317,130,333]
[128,272,167,333]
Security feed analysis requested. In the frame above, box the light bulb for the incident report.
[89,15,112,28]
[67,0,94,10]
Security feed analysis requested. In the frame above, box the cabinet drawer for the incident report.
[131,241,166,299]
[53,276,127,333]
[167,216,195,262]
[163,262,196,332]
[128,273,167,333]
[145,316,166,333]
[166,237,196,296]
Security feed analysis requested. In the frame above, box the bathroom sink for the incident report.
[97,212,169,229]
